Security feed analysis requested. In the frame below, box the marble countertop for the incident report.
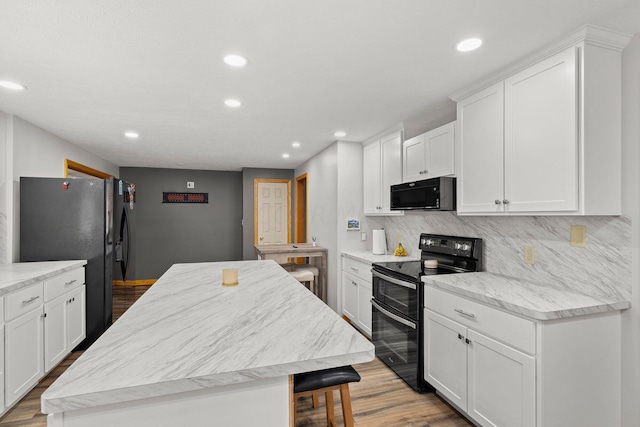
[0,260,87,295]
[422,272,631,320]
[42,260,374,414]
[342,250,419,264]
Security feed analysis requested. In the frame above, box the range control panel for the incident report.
[419,234,481,258]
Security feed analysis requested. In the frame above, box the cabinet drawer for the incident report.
[342,257,371,283]
[424,286,536,354]
[5,283,44,321]
[44,268,85,302]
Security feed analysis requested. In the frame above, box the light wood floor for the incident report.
[0,352,471,427]
[296,357,473,427]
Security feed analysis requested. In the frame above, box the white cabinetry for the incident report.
[5,283,44,407]
[455,27,627,215]
[2,265,86,413]
[363,132,403,216]
[424,285,622,427]
[403,122,455,182]
[43,268,86,371]
[341,256,372,337]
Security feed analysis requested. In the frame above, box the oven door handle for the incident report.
[371,269,417,290]
[371,299,417,330]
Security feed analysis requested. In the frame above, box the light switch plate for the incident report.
[570,225,586,248]
[524,246,535,265]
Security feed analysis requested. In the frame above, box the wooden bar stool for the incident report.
[292,264,319,295]
[293,365,361,427]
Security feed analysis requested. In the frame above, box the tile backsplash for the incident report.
[369,212,631,300]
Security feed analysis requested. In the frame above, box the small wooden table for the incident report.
[254,243,328,303]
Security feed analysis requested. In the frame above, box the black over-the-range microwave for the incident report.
[390,177,456,211]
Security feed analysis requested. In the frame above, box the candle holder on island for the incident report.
[222,268,239,286]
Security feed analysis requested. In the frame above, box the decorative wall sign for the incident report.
[346,219,360,230]
[162,192,209,204]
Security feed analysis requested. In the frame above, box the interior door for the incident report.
[255,179,291,244]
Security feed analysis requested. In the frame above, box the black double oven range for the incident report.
[371,233,482,392]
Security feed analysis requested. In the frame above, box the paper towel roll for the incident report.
[372,229,387,255]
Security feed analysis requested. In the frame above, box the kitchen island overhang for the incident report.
[41,260,374,426]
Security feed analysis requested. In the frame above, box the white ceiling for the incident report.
[1,0,639,171]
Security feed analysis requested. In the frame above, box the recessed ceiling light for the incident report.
[124,131,139,139]
[282,153,290,159]
[456,38,483,52]
[225,99,242,108]
[292,142,301,148]
[0,80,26,91]
[224,54,248,67]
[334,131,346,138]
[224,99,242,108]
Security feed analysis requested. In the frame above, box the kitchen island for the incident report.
[41,260,374,427]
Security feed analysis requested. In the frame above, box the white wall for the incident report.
[620,33,640,427]
[2,112,119,263]
[295,144,339,309]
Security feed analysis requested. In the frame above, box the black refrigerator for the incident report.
[19,176,135,349]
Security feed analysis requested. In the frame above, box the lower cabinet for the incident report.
[341,256,373,338]
[2,265,86,414]
[5,306,44,407]
[424,285,623,427]
[44,285,86,371]
[424,309,535,427]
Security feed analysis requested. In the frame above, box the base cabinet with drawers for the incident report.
[341,256,372,337]
[2,265,86,413]
[423,286,622,427]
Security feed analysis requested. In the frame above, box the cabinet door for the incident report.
[0,326,4,414]
[5,307,44,407]
[403,135,427,182]
[467,330,535,427]
[423,309,468,410]
[504,47,578,212]
[457,82,505,213]
[341,272,359,322]
[380,134,402,212]
[67,285,86,350]
[356,279,372,337]
[44,295,67,372]
[363,141,382,214]
[425,122,455,178]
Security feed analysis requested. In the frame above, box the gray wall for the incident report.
[120,167,243,279]
[242,168,295,260]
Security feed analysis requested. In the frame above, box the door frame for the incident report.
[253,178,292,244]
[64,159,112,178]
[295,173,307,244]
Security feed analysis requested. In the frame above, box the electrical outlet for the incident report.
[570,225,586,248]
[187,181,195,189]
[524,246,535,265]
[361,231,367,241]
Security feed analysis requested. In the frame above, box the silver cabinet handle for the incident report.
[22,295,40,305]
[350,267,359,272]
[494,199,502,205]
[65,279,77,286]
[372,269,417,290]
[503,199,510,205]
[454,308,476,318]
[371,299,417,330]
[351,281,357,286]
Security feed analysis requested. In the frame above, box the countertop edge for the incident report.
[341,251,419,264]
[0,260,87,296]
[41,348,375,413]
[424,278,630,320]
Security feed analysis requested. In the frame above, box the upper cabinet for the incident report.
[363,132,403,216]
[454,26,629,216]
[403,121,455,183]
